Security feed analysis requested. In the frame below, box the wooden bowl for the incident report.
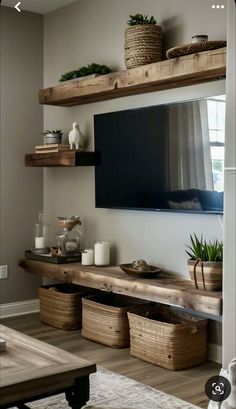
[119,263,162,278]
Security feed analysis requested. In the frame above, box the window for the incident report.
[206,95,225,192]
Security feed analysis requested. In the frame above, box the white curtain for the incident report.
[168,100,214,191]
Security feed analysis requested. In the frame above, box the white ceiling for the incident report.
[1,0,77,14]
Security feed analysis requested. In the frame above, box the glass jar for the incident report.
[56,216,82,255]
[32,211,50,254]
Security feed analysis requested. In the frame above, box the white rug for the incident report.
[16,367,200,409]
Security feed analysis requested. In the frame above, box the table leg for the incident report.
[66,376,90,409]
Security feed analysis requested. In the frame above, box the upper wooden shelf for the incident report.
[19,259,222,317]
[25,151,100,167]
[39,48,226,107]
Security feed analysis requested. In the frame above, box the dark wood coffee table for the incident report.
[0,325,96,409]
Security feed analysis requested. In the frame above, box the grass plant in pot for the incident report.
[124,13,162,69]
[186,234,223,291]
[43,129,63,145]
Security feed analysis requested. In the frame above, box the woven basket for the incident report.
[188,259,222,291]
[82,293,151,348]
[124,25,162,69]
[39,284,96,330]
[128,306,207,370]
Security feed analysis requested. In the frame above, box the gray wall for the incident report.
[43,0,226,354]
[0,7,43,304]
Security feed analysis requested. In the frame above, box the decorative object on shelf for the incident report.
[43,129,63,145]
[68,122,83,150]
[185,233,223,291]
[56,216,83,256]
[94,241,110,266]
[128,305,208,370]
[120,260,162,278]
[82,249,94,266]
[191,34,208,43]
[35,144,71,154]
[32,211,50,255]
[166,40,226,59]
[59,63,112,82]
[124,13,162,69]
[25,249,81,264]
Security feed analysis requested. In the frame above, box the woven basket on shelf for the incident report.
[124,24,162,69]
[128,306,207,370]
[39,283,96,330]
[82,293,151,348]
[188,259,222,291]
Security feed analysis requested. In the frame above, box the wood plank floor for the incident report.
[2,313,220,408]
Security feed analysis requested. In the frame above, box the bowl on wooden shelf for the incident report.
[119,261,162,278]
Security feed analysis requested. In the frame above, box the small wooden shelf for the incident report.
[19,259,222,317]
[25,151,100,167]
[39,48,226,107]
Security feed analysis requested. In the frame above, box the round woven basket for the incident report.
[125,24,162,69]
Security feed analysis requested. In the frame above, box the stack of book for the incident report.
[35,144,72,154]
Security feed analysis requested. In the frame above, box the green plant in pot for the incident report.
[43,129,63,145]
[185,234,223,291]
[124,13,162,69]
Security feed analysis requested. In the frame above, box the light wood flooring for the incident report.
[2,313,220,408]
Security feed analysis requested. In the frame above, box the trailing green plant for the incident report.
[127,13,157,26]
[43,129,62,135]
[59,63,112,82]
[185,234,223,262]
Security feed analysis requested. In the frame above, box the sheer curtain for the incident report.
[168,100,213,191]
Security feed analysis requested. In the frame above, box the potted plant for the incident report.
[59,63,112,82]
[43,129,63,145]
[124,13,162,69]
[185,234,223,291]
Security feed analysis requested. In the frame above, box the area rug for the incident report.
[12,367,200,409]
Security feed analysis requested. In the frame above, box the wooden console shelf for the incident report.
[39,48,226,107]
[19,259,222,317]
[25,151,100,167]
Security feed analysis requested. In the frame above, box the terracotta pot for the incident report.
[188,259,222,291]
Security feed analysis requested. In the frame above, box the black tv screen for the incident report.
[94,98,224,213]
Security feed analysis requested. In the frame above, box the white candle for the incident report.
[94,241,110,266]
[35,236,45,249]
[82,249,94,265]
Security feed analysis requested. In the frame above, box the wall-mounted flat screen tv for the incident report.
[94,96,225,214]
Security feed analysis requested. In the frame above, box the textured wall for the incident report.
[0,7,43,303]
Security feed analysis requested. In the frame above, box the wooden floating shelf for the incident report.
[25,151,100,167]
[19,259,222,317]
[39,48,226,107]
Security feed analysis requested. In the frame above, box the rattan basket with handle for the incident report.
[128,306,207,370]
[124,24,162,69]
[39,283,97,330]
[82,293,152,348]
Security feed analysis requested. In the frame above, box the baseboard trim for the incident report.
[0,299,40,319]
[208,342,222,364]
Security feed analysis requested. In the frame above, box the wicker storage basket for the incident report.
[39,284,96,330]
[124,25,162,69]
[188,260,222,291]
[82,293,151,348]
[128,306,207,370]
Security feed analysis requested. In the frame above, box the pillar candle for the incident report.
[35,236,45,249]
[81,249,94,265]
[94,241,110,266]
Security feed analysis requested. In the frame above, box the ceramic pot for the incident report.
[188,259,222,291]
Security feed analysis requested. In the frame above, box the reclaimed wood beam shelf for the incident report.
[39,48,226,107]
[25,151,100,167]
[19,259,222,317]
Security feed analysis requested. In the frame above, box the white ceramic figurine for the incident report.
[68,122,82,150]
